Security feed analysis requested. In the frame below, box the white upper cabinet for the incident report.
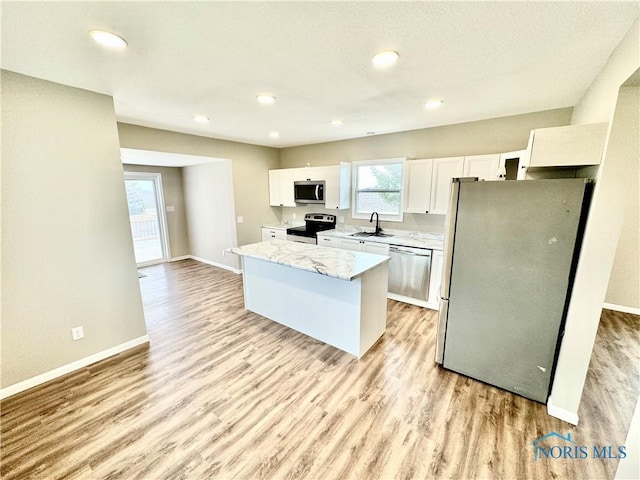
[528,123,609,168]
[324,162,351,210]
[462,154,500,181]
[269,163,351,209]
[429,156,464,215]
[305,166,326,181]
[404,159,434,214]
[268,168,302,207]
[499,150,527,181]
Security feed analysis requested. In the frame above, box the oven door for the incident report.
[286,233,316,244]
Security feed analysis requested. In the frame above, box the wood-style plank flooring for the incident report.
[2,259,638,479]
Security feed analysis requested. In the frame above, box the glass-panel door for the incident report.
[124,172,170,266]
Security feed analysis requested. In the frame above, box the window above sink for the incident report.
[352,158,406,222]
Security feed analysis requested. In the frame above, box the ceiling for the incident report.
[2,2,638,148]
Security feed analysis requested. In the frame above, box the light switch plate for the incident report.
[237,216,244,223]
[166,205,175,212]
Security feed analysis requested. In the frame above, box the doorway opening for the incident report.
[124,172,171,266]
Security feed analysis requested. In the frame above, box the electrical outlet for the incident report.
[292,213,297,219]
[71,326,84,341]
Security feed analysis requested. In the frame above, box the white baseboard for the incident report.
[387,292,438,311]
[166,255,242,274]
[0,335,150,400]
[547,396,579,425]
[603,303,640,316]
[190,255,242,274]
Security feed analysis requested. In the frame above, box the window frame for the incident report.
[351,157,405,222]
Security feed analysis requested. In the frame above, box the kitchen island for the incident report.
[228,240,389,358]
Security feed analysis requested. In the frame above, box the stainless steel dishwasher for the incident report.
[388,245,432,300]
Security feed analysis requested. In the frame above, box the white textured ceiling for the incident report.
[2,2,638,148]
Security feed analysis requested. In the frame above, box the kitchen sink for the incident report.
[349,232,394,238]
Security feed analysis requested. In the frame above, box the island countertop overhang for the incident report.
[228,240,389,281]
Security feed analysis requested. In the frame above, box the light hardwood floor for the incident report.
[1,259,638,479]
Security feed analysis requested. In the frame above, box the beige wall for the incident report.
[550,80,639,423]
[183,162,240,270]
[123,164,190,258]
[279,108,572,232]
[570,18,639,311]
[1,71,147,389]
[117,124,281,246]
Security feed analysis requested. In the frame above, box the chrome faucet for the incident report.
[369,211,382,235]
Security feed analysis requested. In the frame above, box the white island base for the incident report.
[241,255,389,358]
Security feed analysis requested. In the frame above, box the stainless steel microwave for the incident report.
[294,180,325,204]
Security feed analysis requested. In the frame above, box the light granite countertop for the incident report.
[228,240,389,281]
[262,221,304,230]
[317,226,445,250]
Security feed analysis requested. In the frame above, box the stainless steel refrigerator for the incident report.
[435,178,592,403]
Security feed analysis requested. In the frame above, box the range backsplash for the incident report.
[277,205,446,234]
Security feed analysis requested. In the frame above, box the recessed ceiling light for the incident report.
[425,99,444,110]
[193,115,210,123]
[89,30,127,49]
[331,120,344,126]
[372,50,399,68]
[269,131,280,138]
[257,95,276,105]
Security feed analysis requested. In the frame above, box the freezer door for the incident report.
[442,179,590,403]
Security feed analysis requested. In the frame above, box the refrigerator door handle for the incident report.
[440,177,478,298]
[440,180,460,299]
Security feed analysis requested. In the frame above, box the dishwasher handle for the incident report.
[389,246,432,257]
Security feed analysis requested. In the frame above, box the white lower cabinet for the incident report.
[261,227,287,241]
[363,242,390,256]
[317,233,441,310]
[317,235,390,256]
[427,249,444,306]
[338,238,362,252]
[317,234,339,247]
